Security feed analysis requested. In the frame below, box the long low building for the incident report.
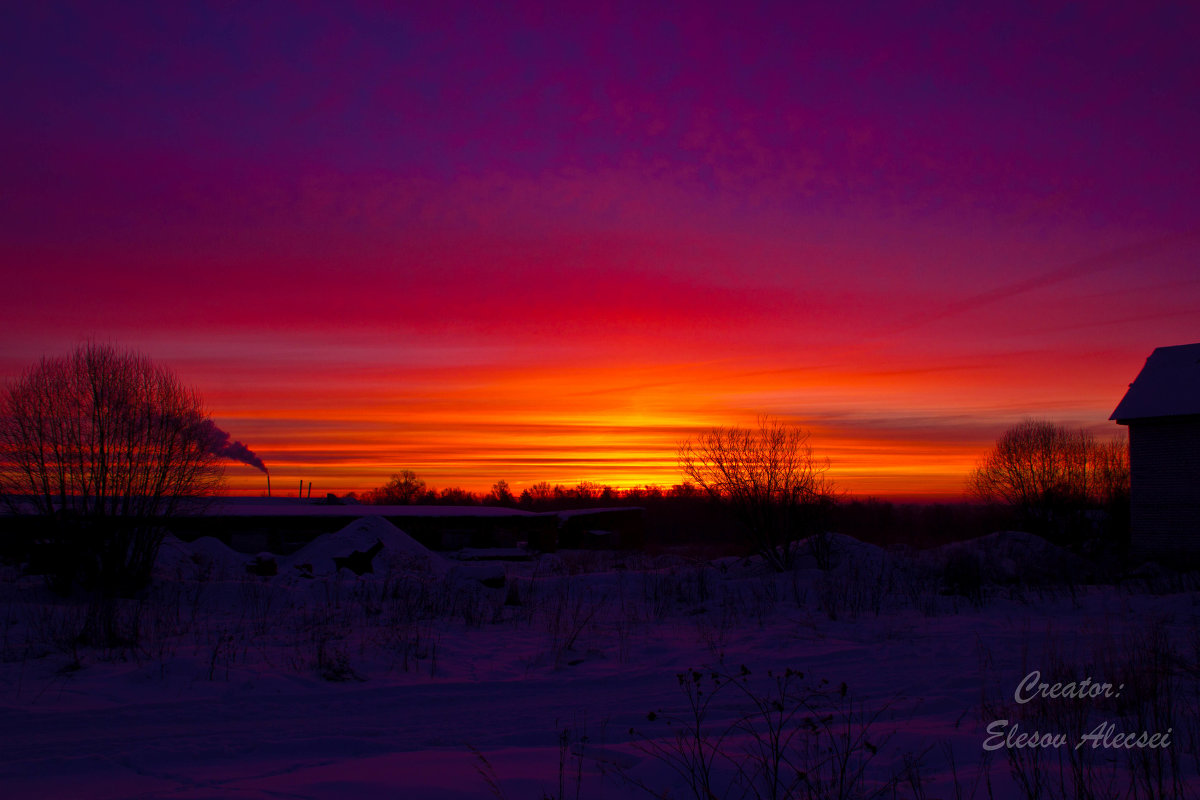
[165,499,645,554]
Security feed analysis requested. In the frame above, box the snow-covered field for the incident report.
[1,518,1197,799]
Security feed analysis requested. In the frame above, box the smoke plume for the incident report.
[194,420,268,473]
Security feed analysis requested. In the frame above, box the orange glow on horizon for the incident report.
[4,3,1196,511]
[202,352,1127,504]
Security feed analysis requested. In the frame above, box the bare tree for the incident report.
[437,486,479,505]
[970,419,1129,543]
[0,343,225,595]
[1090,436,1131,508]
[364,470,427,504]
[519,481,555,507]
[678,417,836,571]
[488,479,515,506]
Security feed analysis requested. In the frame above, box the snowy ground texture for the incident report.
[1,517,1198,799]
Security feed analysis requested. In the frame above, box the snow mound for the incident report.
[793,531,891,571]
[282,516,447,578]
[447,562,506,587]
[927,530,1086,585]
[155,534,246,579]
[153,533,192,575]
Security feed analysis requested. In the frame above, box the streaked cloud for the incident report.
[3,2,1197,500]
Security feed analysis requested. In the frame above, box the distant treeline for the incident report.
[349,470,1004,551]
[354,472,702,510]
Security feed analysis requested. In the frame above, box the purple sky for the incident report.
[3,2,1198,497]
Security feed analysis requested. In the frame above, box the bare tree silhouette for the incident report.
[679,416,836,571]
[364,470,427,504]
[488,479,515,506]
[970,419,1129,543]
[0,343,225,596]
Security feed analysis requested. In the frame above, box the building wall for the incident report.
[168,511,560,553]
[1129,415,1200,557]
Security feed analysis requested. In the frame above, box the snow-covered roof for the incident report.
[203,501,541,518]
[1110,342,1200,422]
[555,506,644,520]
